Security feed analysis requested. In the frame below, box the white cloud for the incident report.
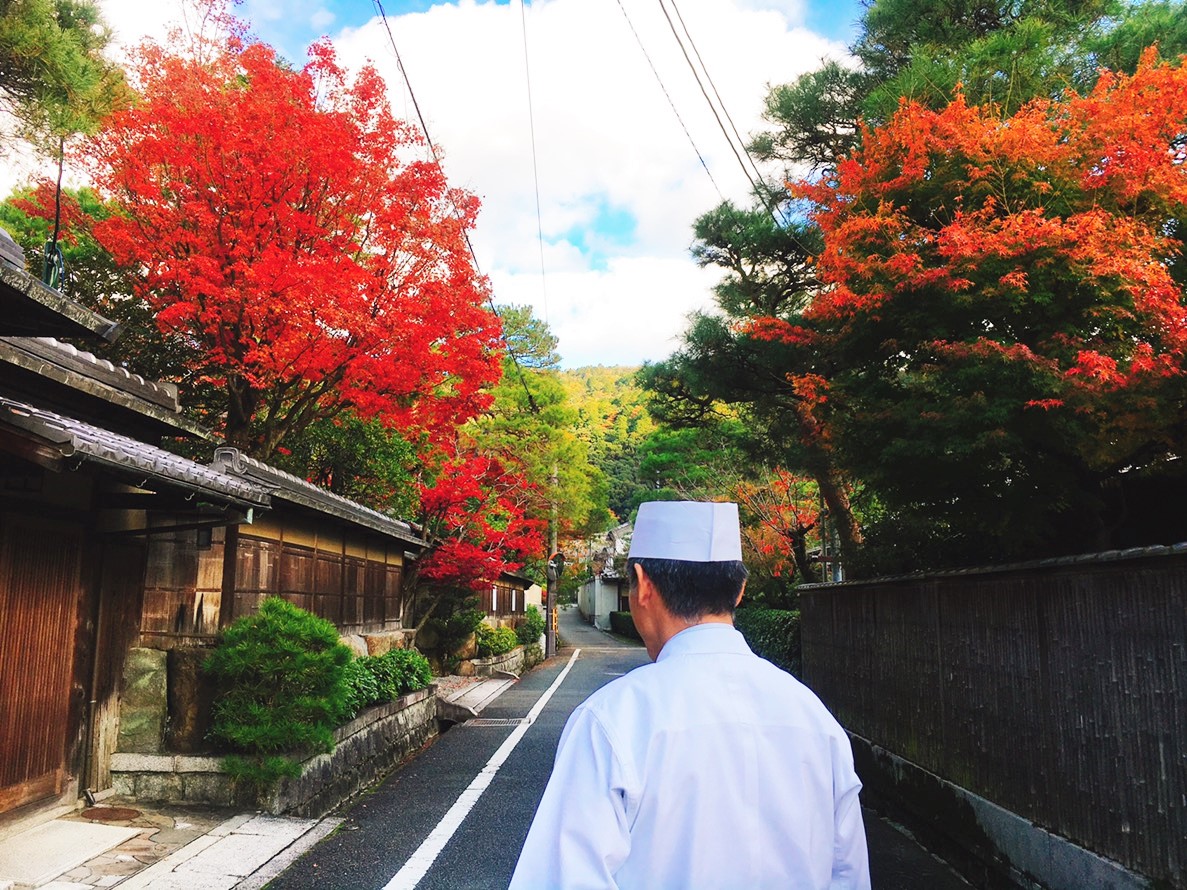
[309,7,337,31]
[493,255,723,367]
[330,0,846,367]
[4,0,848,369]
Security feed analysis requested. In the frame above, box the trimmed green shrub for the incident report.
[340,657,381,717]
[476,623,518,657]
[340,647,433,717]
[734,607,801,676]
[610,611,641,640]
[516,604,545,645]
[382,647,433,695]
[204,597,353,790]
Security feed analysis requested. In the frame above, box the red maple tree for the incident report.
[733,468,821,583]
[83,13,502,457]
[403,450,545,629]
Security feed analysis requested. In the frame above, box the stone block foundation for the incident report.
[111,685,438,818]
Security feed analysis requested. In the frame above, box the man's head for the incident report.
[626,501,748,657]
[625,557,749,619]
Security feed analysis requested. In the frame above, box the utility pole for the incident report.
[545,462,559,657]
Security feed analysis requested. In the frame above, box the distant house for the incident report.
[483,570,538,624]
[577,521,632,630]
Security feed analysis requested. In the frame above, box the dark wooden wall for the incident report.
[0,515,84,813]
[140,526,406,646]
[487,581,527,618]
[800,553,1186,885]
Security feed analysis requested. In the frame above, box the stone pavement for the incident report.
[0,802,338,890]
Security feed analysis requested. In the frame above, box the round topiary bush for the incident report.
[476,623,518,658]
[204,597,353,790]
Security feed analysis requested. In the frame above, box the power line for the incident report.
[655,0,759,199]
[372,0,539,413]
[613,0,726,202]
[519,0,549,325]
[666,0,764,188]
[655,0,796,229]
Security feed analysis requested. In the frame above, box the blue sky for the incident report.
[84,0,864,367]
[249,1,865,61]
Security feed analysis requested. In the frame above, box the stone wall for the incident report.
[456,643,543,678]
[111,686,438,818]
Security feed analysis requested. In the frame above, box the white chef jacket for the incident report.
[509,623,869,890]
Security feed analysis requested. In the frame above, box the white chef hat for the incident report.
[628,501,743,562]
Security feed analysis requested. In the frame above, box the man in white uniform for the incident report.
[510,501,870,889]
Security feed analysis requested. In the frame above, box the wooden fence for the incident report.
[800,548,1186,887]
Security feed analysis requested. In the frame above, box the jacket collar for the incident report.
[656,622,751,662]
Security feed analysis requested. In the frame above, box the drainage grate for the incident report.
[465,717,529,727]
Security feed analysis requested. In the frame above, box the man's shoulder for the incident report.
[577,662,662,716]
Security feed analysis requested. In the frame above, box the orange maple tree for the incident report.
[733,468,821,583]
[83,15,502,458]
[759,51,1187,559]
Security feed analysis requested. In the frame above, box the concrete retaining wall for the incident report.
[457,643,543,678]
[111,686,438,817]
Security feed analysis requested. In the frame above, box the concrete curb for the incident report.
[237,816,344,889]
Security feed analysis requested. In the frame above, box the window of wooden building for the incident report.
[141,524,407,642]
[488,581,526,617]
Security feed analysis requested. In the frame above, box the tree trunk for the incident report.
[790,531,814,585]
[816,468,862,558]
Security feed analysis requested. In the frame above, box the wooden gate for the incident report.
[0,518,83,813]
[87,539,145,793]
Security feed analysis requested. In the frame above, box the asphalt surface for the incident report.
[265,609,969,889]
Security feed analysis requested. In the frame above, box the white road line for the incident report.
[381,648,582,890]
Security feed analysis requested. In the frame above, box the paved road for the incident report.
[266,608,968,889]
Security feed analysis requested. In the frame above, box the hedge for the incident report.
[610,611,641,640]
[340,647,433,718]
[476,623,518,657]
[734,607,801,676]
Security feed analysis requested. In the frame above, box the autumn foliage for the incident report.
[733,468,821,583]
[403,451,544,626]
[83,19,502,457]
[758,52,1187,563]
[69,7,547,604]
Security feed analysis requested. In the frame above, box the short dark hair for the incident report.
[627,557,748,620]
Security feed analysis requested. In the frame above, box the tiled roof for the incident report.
[4,337,180,408]
[0,396,270,509]
[0,262,120,341]
[0,337,210,438]
[211,447,425,547]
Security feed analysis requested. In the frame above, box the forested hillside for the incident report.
[556,366,652,521]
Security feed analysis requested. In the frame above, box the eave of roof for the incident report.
[0,263,120,342]
[499,569,536,586]
[210,447,426,548]
[0,396,270,510]
[0,337,212,439]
